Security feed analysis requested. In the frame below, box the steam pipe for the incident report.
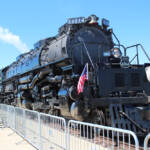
[29,70,50,89]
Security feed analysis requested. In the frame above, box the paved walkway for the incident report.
[0,127,36,150]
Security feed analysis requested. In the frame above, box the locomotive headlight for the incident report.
[112,48,122,58]
[102,18,110,27]
[145,66,150,82]
[103,51,111,57]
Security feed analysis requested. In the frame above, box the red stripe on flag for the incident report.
[77,63,88,95]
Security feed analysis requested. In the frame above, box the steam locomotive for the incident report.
[1,15,150,136]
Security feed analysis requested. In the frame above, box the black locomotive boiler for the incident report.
[1,15,150,136]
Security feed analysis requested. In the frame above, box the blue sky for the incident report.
[0,0,150,69]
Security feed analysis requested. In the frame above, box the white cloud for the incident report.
[0,26,29,53]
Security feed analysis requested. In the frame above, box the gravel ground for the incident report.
[0,128,36,150]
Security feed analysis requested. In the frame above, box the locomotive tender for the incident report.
[1,15,150,136]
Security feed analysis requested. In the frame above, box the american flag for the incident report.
[77,63,88,95]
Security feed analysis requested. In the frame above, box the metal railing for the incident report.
[0,104,8,127]
[7,105,15,130]
[15,107,26,137]
[40,113,67,150]
[0,104,67,150]
[0,104,146,150]
[25,109,40,149]
[68,120,139,150]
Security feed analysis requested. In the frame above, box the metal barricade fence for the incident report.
[25,109,40,149]
[0,104,8,127]
[15,107,25,138]
[0,104,67,150]
[0,104,143,150]
[68,120,139,150]
[40,113,67,150]
[144,133,150,150]
[7,105,15,130]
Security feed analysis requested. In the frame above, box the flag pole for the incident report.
[78,37,95,70]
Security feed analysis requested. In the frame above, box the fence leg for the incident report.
[23,109,26,139]
[15,108,16,131]
[144,133,150,150]
[67,124,70,150]
[38,113,41,150]
[6,106,10,127]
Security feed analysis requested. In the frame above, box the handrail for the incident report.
[125,44,150,64]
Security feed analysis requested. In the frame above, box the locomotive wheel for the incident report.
[48,109,60,116]
[22,103,32,110]
[94,109,106,125]
[21,100,32,110]
[85,109,106,125]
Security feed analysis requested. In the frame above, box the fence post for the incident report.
[7,105,9,127]
[64,118,67,150]
[144,133,150,150]
[23,109,26,139]
[38,112,41,150]
[6,105,8,127]
[15,107,16,131]
[67,121,70,150]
